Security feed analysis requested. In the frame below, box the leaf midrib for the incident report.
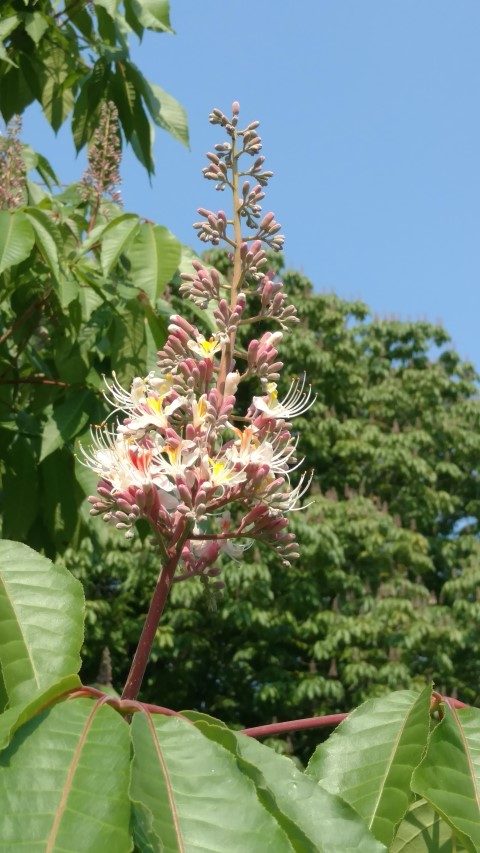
[146,713,185,853]
[46,699,103,852]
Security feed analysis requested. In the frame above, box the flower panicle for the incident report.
[81,101,122,205]
[0,116,26,210]
[82,103,314,585]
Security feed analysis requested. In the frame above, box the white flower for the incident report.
[103,371,187,436]
[78,428,174,494]
[224,371,241,397]
[227,426,301,475]
[104,371,174,413]
[159,442,199,479]
[252,377,316,420]
[260,469,314,513]
[202,454,247,491]
[187,333,226,359]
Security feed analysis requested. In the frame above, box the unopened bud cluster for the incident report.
[0,116,26,210]
[81,101,122,206]
[82,104,314,586]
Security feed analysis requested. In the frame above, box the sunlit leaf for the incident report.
[412,704,480,852]
[307,688,431,847]
[100,212,140,275]
[126,222,181,302]
[125,62,189,148]
[128,0,172,33]
[24,206,62,280]
[141,79,189,148]
[194,719,387,852]
[130,712,295,852]
[0,210,35,274]
[0,698,132,851]
[0,674,80,752]
[0,541,84,706]
[23,11,49,44]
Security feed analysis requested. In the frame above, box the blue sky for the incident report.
[23,2,480,366]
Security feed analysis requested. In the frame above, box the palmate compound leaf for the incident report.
[188,716,387,853]
[0,698,132,852]
[391,798,466,852]
[411,704,480,852]
[306,687,431,848]
[125,221,181,303]
[0,541,84,706]
[130,712,297,852]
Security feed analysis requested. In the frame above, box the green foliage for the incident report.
[0,541,471,852]
[306,688,431,846]
[0,144,180,555]
[412,704,480,851]
[57,259,480,763]
[0,540,83,705]
[0,0,188,173]
[0,698,132,852]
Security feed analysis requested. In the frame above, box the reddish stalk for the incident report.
[121,521,189,702]
[240,713,348,738]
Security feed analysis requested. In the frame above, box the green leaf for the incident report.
[130,98,155,174]
[0,698,132,851]
[137,291,168,350]
[0,14,20,67]
[124,0,144,38]
[126,222,181,302]
[0,674,80,752]
[141,79,189,148]
[125,62,189,148]
[2,433,39,542]
[307,687,431,848]
[72,64,107,151]
[391,798,466,852]
[40,390,92,461]
[411,704,480,852]
[0,209,35,274]
[110,296,147,381]
[0,667,7,715]
[195,720,387,852]
[0,14,21,42]
[100,212,140,275]
[128,0,173,32]
[39,46,76,131]
[41,449,82,551]
[24,207,62,280]
[94,0,120,18]
[21,144,59,187]
[23,11,49,44]
[129,712,294,852]
[0,540,84,706]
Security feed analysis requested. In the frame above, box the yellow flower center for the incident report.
[146,396,163,414]
[266,383,278,406]
[201,338,218,355]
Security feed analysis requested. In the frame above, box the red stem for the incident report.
[121,525,187,702]
[240,713,348,738]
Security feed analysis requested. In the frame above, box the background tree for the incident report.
[61,258,480,759]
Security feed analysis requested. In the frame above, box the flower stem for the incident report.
[121,519,190,702]
[217,129,243,400]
